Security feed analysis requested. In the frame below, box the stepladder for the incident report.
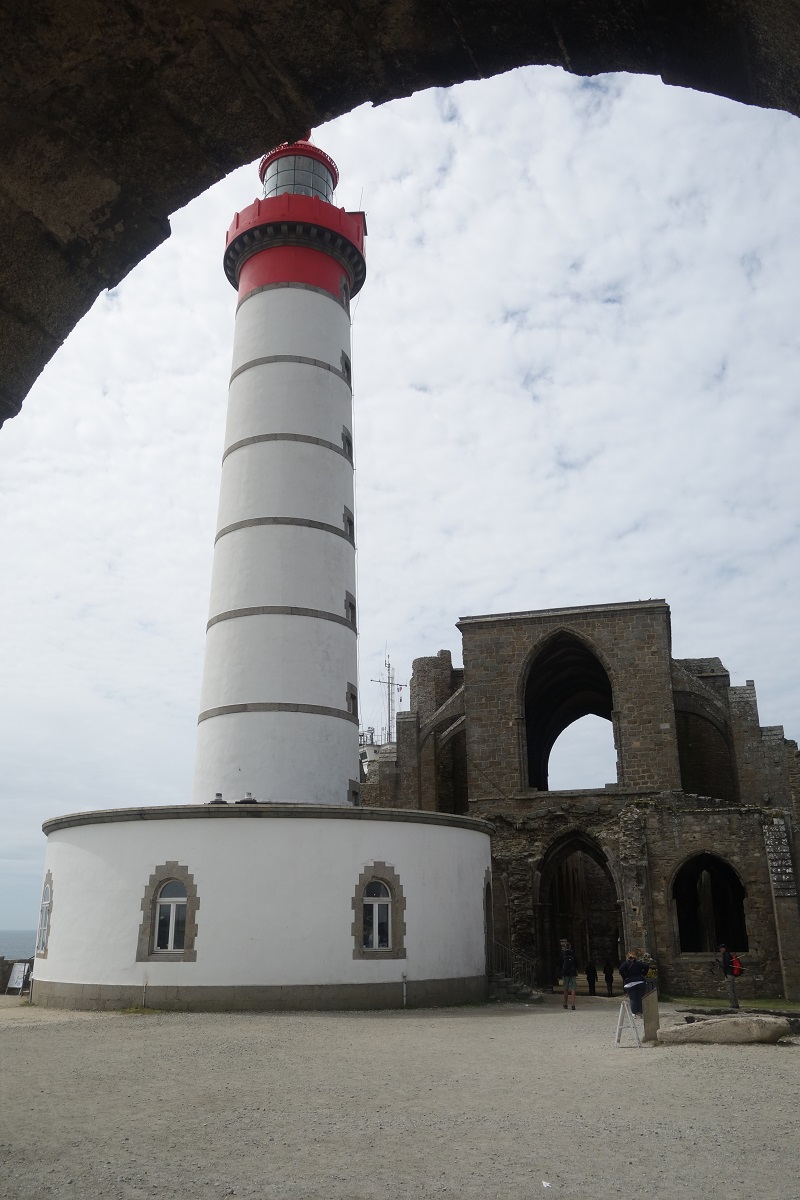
[615,997,641,1047]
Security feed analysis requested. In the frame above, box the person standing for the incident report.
[619,948,649,1016]
[585,960,598,996]
[719,944,740,1009]
[561,942,578,1010]
[603,959,614,997]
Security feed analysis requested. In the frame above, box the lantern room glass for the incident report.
[263,155,334,202]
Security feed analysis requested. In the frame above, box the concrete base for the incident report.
[32,975,488,1012]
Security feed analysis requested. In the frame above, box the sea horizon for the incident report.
[0,930,36,960]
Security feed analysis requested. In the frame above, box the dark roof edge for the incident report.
[42,803,494,837]
[458,599,668,626]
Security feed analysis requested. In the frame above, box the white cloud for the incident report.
[2,66,800,926]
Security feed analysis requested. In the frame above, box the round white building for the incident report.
[32,136,493,1011]
[33,806,492,1010]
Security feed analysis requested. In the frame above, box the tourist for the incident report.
[619,948,649,1016]
[585,960,597,996]
[561,942,578,1010]
[718,944,740,1009]
[603,959,614,996]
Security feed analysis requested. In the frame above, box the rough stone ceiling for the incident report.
[2,0,799,427]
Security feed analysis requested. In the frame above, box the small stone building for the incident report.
[362,600,800,1000]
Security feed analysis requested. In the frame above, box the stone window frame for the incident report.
[346,682,359,720]
[35,869,54,960]
[343,506,355,543]
[136,862,199,963]
[342,426,353,463]
[351,861,406,960]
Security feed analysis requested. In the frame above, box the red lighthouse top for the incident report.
[224,134,366,300]
[258,136,340,201]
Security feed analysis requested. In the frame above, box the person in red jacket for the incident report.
[718,944,740,1009]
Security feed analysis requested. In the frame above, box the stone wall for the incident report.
[6,3,800,426]
[374,599,800,1000]
[458,600,681,799]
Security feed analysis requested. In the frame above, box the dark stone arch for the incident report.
[535,830,621,989]
[672,852,748,953]
[675,708,739,802]
[3,2,800,426]
[523,631,615,790]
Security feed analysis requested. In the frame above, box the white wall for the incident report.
[229,289,351,374]
[34,813,491,989]
[208,525,355,616]
[193,277,358,805]
[193,713,357,805]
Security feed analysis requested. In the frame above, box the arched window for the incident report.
[673,853,748,953]
[351,862,407,960]
[547,713,618,791]
[136,862,199,963]
[36,871,54,958]
[155,880,188,952]
[363,881,391,950]
[524,633,616,790]
[675,709,738,802]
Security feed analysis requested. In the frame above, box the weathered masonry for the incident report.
[4,2,800,427]
[362,600,800,1000]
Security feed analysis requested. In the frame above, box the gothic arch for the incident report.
[671,852,748,953]
[3,4,800,426]
[673,689,739,802]
[521,630,616,791]
[536,829,623,901]
[534,830,622,988]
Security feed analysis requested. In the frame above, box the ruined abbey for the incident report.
[362,600,800,1001]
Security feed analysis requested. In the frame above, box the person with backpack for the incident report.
[719,944,740,1009]
[560,942,578,1010]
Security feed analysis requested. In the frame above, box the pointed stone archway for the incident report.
[534,831,622,990]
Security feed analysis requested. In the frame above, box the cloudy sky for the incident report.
[2,66,800,928]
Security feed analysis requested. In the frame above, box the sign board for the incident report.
[6,962,29,992]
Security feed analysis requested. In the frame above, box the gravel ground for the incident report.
[1,993,798,1200]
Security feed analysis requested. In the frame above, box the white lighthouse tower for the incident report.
[33,135,492,1013]
[192,137,367,807]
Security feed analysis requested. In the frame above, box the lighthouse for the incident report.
[192,137,367,807]
[33,136,492,1013]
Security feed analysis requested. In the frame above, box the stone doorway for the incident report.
[537,835,621,989]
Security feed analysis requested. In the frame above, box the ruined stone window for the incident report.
[136,862,199,963]
[547,713,618,791]
[675,710,738,802]
[35,871,53,959]
[672,853,748,954]
[351,863,406,960]
[523,632,615,791]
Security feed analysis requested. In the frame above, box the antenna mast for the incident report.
[371,654,407,743]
